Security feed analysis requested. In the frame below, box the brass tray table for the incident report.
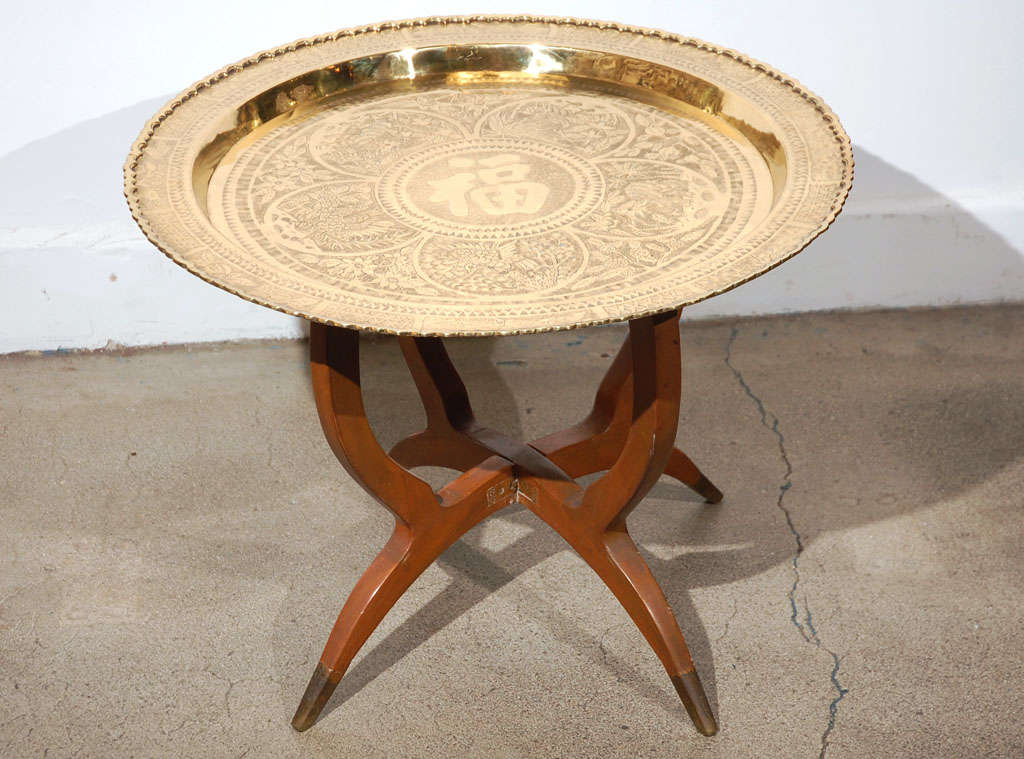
[125,15,853,738]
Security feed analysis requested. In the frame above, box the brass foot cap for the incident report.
[671,671,719,736]
[697,475,724,505]
[291,663,339,732]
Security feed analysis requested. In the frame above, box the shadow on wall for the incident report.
[0,97,1022,351]
[687,147,1024,317]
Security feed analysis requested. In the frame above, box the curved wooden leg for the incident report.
[521,310,718,736]
[390,336,578,483]
[530,334,633,476]
[592,524,716,736]
[293,462,513,731]
[393,331,723,503]
[665,448,723,504]
[532,330,723,504]
[295,314,721,738]
[293,324,518,731]
[293,523,419,731]
[387,336,497,472]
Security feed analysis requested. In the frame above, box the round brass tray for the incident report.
[124,15,853,336]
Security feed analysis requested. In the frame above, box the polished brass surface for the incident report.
[125,16,853,336]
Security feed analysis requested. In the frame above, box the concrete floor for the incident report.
[1,305,1022,758]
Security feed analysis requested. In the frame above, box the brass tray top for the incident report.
[124,15,853,336]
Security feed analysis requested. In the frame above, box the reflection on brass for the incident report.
[125,16,853,336]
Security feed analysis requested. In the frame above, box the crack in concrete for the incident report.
[202,664,251,723]
[715,597,739,643]
[724,327,848,759]
[597,621,630,679]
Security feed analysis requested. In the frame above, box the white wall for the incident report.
[2,1,1022,352]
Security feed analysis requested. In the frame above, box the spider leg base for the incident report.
[293,310,722,737]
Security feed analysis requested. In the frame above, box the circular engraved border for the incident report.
[124,15,854,337]
[376,138,604,240]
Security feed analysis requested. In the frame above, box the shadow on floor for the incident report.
[307,319,1024,728]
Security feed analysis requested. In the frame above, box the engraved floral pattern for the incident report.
[415,231,586,295]
[211,86,755,302]
[477,96,633,155]
[575,160,727,238]
[262,181,420,256]
[125,17,853,336]
[308,109,466,176]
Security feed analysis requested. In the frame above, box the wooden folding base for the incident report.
[292,308,723,737]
